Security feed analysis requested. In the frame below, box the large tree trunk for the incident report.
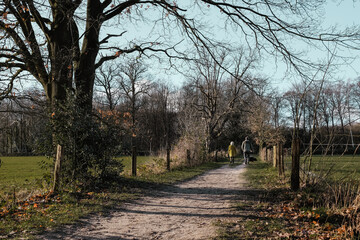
[46,9,79,192]
[45,1,102,191]
[74,1,102,113]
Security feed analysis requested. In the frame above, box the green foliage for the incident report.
[38,91,125,190]
[152,157,167,169]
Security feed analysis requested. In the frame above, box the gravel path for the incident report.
[41,163,247,240]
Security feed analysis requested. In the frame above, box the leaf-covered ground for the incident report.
[214,161,359,240]
[215,198,354,239]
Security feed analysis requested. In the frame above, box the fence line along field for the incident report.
[2,154,359,201]
[284,155,360,180]
[0,155,161,197]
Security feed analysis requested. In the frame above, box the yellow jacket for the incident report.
[228,145,237,157]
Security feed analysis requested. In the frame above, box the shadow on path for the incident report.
[39,164,267,240]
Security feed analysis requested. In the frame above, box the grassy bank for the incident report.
[0,155,168,198]
[0,157,228,239]
[215,160,359,240]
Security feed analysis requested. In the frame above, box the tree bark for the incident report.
[166,147,171,171]
[132,146,137,176]
[291,138,300,191]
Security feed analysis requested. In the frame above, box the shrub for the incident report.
[171,135,209,167]
[35,92,125,191]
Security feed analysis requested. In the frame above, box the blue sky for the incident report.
[153,1,360,90]
[324,0,360,77]
[269,1,360,91]
[325,1,358,27]
[24,1,360,92]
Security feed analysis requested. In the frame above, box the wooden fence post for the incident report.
[52,144,63,194]
[268,148,271,163]
[277,143,283,176]
[273,145,277,167]
[132,146,137,176]
[280,144,285,176]
[166,147,171,171]
[265,147,268,162]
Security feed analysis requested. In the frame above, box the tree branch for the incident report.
[0,69,22,100]
[99,31,127,45]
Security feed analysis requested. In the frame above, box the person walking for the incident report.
[228,141,237,164]
[241,136,253,164]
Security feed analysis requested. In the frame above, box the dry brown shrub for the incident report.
[171,136,208,167]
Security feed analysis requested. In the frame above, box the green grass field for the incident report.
[0,156,52,194]
[2,154,359,195]
[116,155,157,173]
[284,154,360,180]
[0,155,158,196]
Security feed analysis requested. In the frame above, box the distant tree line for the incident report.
[2,71,360,158]
[282,79,360,155]
[0,50,262,159]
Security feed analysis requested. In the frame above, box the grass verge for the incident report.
[0,158,228,239]
[214,160,358,240]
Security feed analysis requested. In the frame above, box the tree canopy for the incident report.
[1,1,358,104]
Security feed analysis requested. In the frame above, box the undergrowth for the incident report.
[214,160,360,240]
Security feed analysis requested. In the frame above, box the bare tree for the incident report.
[1,0,358,188]
[118,58,151,148]
[139,81,178,153]
[0,90,48,155]
[94,64,122,111]
[1,1,356,114]
[183,48,257,153]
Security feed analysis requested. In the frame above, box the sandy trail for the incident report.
[41,163,247,240]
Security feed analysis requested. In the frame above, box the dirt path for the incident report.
[41,164,247,240]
